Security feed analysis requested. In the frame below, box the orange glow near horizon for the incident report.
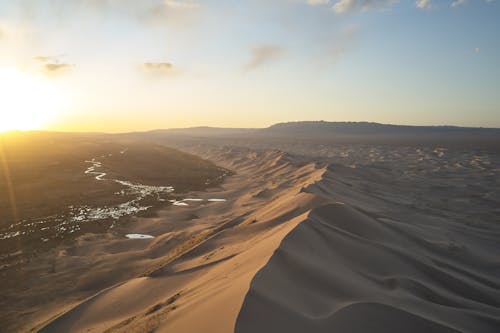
[0,68,66,132]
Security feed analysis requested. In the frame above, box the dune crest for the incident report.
[236,202,500,332]
[32,147,327,332]
[24,142,500,333]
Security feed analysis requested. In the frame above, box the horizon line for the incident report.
[2,120,500,136]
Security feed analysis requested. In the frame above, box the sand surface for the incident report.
[3,140,499,332]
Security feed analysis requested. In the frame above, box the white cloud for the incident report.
[416,0,431,9]
[332,0,356,12]
[306,0,330,5]
[164,0,200,9]
[332,0,399,14]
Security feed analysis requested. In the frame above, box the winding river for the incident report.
[0,149,226,242]
[80,157,175,223]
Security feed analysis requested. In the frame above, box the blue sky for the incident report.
[0,0,499,131]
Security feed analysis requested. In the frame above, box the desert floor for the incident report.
[2,139,499,333]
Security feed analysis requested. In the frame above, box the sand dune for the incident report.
[9,141,499,332]
[18,148,325,332]
[235,203,500,332]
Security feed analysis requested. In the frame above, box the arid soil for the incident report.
[0,132,227,255]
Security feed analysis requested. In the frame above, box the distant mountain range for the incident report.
[260,121,500,136]
[145,121,500,137]
[135,121,500,150]
[146,126,256,137]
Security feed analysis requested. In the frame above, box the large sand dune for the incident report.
[3,137,499,332]
[11,148,326,332]
[236,202,500,332]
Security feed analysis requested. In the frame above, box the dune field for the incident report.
[0,129,496,332]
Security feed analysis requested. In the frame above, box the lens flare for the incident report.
[0,68,65,132]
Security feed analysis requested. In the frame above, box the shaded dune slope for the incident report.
[235,202,500,333]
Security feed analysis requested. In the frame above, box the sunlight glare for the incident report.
[0,68,65,132]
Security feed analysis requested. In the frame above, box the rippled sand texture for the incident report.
[171,141,500,333]
[236,201,500,332]
[175,141,500,227]
[8,136,500,333]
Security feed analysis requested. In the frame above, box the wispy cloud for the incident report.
[245,45,285,70]
[34,55,74,75]
[312,24,359,70]
[142,62,175,76]
[306,0,330,5]
[44,63,73,72]
[143,0,202,28]
[10,0,202,30]
[164,0,200,9]
[326,0,492,13]
[33,56,59,63]
[332,0,355,12]
[416,0,431,9]
[331,0,399,13]
[58,0,200,12]
[330,25,358,61]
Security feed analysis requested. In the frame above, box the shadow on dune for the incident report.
[235,203,500,333]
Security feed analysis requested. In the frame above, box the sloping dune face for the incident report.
[235,202,500,333]
[142,140,499,333]
[21,141,500,333]
[31,148,328,333]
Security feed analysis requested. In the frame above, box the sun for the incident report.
[0,68,65,132]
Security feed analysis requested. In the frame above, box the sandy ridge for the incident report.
[32,147,328,332]
[32,143,500,333]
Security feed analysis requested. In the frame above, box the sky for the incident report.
[0,0,499,132]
